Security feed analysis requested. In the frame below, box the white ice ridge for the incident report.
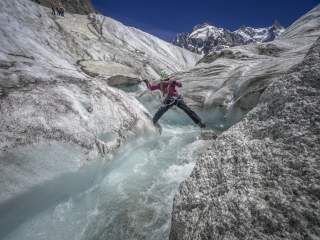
[0,0,199,205]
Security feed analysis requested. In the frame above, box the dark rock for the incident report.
[257,43,285,57]
[170,37,320,240]
[198,49,250,64]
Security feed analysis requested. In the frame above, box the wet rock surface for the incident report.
[170,37,320,240]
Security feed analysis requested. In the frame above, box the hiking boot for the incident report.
[198,122,206,129]
[153,122,162,134]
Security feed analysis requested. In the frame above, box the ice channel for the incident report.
[1,91,225,240]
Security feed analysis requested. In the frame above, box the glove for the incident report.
[142,79,149,84]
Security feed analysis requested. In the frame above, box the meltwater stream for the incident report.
[3,124,209,240]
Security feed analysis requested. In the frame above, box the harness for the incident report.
[162,95,182,107]
[160,80,181,106]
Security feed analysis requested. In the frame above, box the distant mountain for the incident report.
[173,21,285,55]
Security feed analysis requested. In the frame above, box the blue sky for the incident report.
[92,0,319,41]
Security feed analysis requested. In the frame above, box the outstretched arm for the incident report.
[143,80,160,91]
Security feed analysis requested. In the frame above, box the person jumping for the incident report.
[143,78,206,128]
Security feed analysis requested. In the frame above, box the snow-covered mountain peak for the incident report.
[192,22,211,31]
[235,20,285,43]
[189,24,225,40]
[273,19,283,28]
[173,22,285,54]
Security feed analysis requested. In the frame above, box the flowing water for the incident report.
[1,92,224,240]
[2,127,212,240]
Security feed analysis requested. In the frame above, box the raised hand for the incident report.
[142,79,149,84]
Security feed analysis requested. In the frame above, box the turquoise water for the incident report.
[3,124,208,240]
[2,88,224,240]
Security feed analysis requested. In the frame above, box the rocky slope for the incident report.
[0,0,199,205]
[173,22,285,55]
[170,16,320,240]
[171,5,320,129]
[31,0,96,15]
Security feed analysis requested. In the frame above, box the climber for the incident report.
[143,78,206,128]
[50,0,56,15]
[57,4,65,17]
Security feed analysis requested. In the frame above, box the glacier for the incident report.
[0,0,200,205]
[0,0,203,239]
[1,0,320,240]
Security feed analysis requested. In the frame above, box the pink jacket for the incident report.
[146,80,182,97]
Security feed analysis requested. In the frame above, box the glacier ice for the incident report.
[1,0,320,239]
[0,0,200,205]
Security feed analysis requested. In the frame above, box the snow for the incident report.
[174,21,286,54]
[234,25,285,43]
[189,25,224,41]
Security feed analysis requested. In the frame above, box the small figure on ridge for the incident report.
[57,3,65,17]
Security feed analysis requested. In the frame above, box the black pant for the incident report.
[153,96,202,124]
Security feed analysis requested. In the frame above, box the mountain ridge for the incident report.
[173,21,285,54]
